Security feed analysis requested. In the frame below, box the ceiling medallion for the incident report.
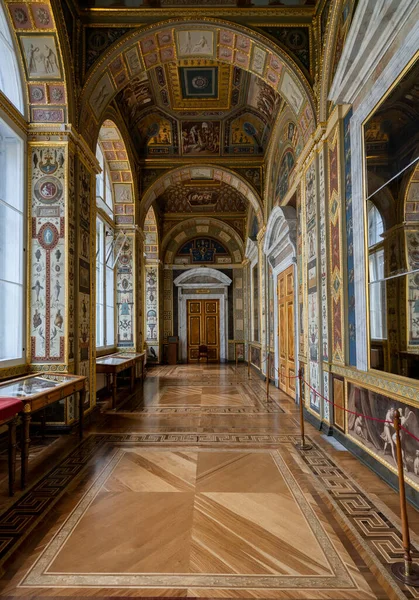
[192,75,210,90]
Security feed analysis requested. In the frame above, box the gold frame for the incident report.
[361,51,419,386]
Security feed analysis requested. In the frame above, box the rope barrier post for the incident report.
[248,346,251,379]
[296,368,312,451]
[266,352,270,399]
[391,411,419,586]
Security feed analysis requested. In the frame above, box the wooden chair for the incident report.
[0,398,24,496]
[198,344,209,363]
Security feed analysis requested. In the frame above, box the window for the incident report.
[95,143,115,349]
[96,217,115,348]
[0,3,24,114]
[0,116,25,363]
[368,202,386,340]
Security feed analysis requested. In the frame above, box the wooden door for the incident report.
[187,299,219,362]
[277,265,296,396]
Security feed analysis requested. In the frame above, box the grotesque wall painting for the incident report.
[116,237,134,347]
[30,147,66,364]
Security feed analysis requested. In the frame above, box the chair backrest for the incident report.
[199,344,208,353]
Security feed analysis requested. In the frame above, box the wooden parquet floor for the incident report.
[0,364,418,599]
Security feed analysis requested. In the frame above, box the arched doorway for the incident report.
[264,206,298,397]
[174,268,232,363]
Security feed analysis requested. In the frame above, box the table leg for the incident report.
[21,410,31,489]
[130,366,135,392]
[79,389,85,440]
[112,374,117,409]
[8,416,17,497]
[40,409,46,439]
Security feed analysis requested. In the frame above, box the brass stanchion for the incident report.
[248,346,251,379]
[266,352,270,399]
[391,411,419,585]
[296,368,311,451]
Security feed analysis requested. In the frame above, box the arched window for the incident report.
[367,201,386,340]
[0,3,24,114]
[0,5,25,365]
[95,142,115,349]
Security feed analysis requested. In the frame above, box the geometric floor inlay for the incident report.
[20,447,363,593]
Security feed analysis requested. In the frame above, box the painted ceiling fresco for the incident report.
[115,65,283,158]
[156,181,248,213]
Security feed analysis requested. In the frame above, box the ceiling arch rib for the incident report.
[96,119,136,225]
[162,217,244,265]
[140,164,263,227]
[79,18,316,150]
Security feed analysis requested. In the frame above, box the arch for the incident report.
[174,266,232,363]
[174,268,231,287]
[264,105,303,216]
[144,205,159,261]
[96,119,135,225]
[79,18,316,146]
[264,205,297,261]
[0,2,24,115]
[404,161,419,223]
[4,0,71,125]
[142,164,263,227]
[162,217,244,265]
[263,205,298,386]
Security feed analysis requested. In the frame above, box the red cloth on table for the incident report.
[0,398,24,423]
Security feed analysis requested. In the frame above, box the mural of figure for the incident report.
[381,407,395,461]
[44,45,58,74]
[54,280,61,301]
[33,309,42,329]
[32,280,44,301]
[27,44,39,74]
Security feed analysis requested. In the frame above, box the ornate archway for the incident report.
[142,164,263,228]
[78,18,316,148]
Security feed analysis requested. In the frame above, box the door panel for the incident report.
[277,266,296,396]
[187,299,219,362]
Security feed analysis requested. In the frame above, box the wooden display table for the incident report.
[96,352,145,409]
[0,373,86,489]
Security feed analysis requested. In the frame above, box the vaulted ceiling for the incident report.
[115,64,283,159]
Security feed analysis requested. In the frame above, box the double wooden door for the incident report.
[277,265,296,396]
[187,299,219,362]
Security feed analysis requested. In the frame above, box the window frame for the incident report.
[0,109,27,367]
[95,143,116,351]
[367,202,387,342]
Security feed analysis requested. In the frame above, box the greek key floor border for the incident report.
[0,432,417,598]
